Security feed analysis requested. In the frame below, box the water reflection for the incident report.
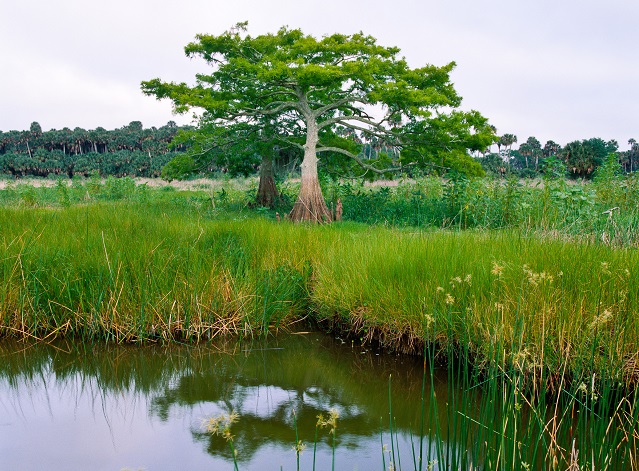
[0,332,458,470]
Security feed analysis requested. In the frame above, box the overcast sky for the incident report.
[1,0,637,149]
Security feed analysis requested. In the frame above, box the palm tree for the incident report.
[499,134,518,165]
[522,136,541,170]
[543,140,561,158]
[628,138,637,172]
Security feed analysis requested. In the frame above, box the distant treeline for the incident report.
[0,121,192,178]
[478,135,639,179]
[3,121,639,181]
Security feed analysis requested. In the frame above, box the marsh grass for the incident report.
[334,173,639,247]
[0,202,314,343]
[2,177,639,468]
[1,183,638,384]
[4,172,639,246]
[375,337,639,470]
[313,227,639,383]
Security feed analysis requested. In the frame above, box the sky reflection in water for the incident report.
[0,333,454,470]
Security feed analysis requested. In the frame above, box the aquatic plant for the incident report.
[203,410,240,471]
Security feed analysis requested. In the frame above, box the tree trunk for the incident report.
[289,117,332,222]
[255,154,279,208]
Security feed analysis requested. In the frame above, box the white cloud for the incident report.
[1,0,638,146]
[0,47,193,131]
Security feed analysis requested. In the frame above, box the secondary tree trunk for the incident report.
[289,117,332,222]
[255,154,279,208]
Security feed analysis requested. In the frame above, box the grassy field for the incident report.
[1,176,638,382]
[1,175,639,469]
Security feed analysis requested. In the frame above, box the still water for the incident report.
[0,332,456,471]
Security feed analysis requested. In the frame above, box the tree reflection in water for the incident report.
[0,332,460,470]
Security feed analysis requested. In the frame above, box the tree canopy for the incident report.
[142,23,496,221]
[561,138,618,178]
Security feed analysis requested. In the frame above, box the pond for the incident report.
[0,331,460,471]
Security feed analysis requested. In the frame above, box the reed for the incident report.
[1,191,638,391]
[379,328,639,470]
[0,202,313,343]
[1,178,639,469]
[314,226,639,380]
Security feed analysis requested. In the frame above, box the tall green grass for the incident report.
[2,177,639,468]
[4,170,639,246]
[2,197,637,389]
[324,172,639,246]
[313,227,639,385]
[0,203,313,342]
[385,342,639,470]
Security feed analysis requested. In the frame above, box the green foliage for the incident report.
[541,155,567,180]
[166,124,265,180]
[593,152,623,201]
[18,185,38,207]
[477,152,510,177]
[161,154,197,181]
[561,138,618,178]
[441,150,485,177]
[0,121,187,179]
[142,23,496,194]
[86,171,102,196]
[3,172,639,246]
[104,176,137,200]
[55,178,70,207]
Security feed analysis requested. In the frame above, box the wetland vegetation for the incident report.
[1,169,639,469]
[2,18,639,471]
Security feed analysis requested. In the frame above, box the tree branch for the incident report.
[311,97,368,118]
[275,136,304,150]
[226,101,300,119]
[317,113,384,131]
[317,145,412,174]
